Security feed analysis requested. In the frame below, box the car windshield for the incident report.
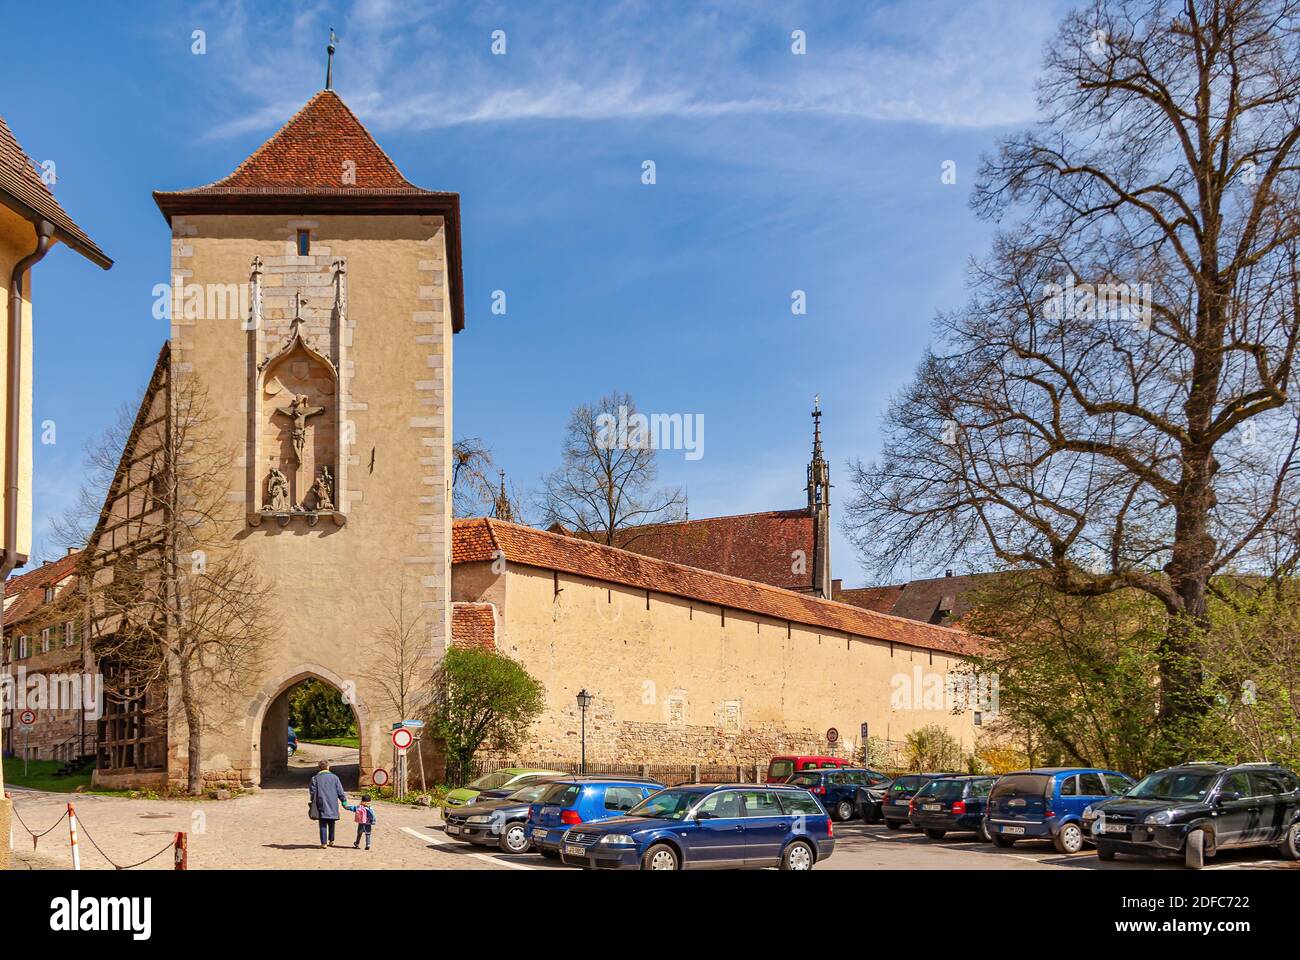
[789,773,821,787]
[626,789,702,820]
[916,779,966,800]
[467,771,517,790]
[890,776,926,795]
[990,774,1051,798]
[1126,771,1219,802]
[768,760,795,780]
[508,783,552,802]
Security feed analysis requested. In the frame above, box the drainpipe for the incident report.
[1,218,54,583]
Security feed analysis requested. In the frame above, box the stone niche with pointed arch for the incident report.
[248,260,347,528]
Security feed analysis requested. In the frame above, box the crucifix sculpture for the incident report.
[274,394,325,508]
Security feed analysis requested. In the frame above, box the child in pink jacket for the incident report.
[344,794,378,850]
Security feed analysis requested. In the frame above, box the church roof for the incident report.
[454,518,981,657]
[0,113,111,268]
[554,509,816,592]
[153,89,465,331]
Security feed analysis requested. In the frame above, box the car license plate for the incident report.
[564,844,586,857]
[1104,823,1128,834]
[445,825,460,835]
[533,827,547,838]
[1002,825,1025,835]
[923,803,941,811]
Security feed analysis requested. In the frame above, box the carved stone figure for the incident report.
[275,394,325,463]
[265,465,290,512]
[311,466,335,512]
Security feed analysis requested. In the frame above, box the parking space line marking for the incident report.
[401,826,539,870]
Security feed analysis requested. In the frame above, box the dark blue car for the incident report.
[908,775,996,840]
[787,767,892,822]
[985,767,1135,853]
[527,777,664,857]
[557,783,835,870]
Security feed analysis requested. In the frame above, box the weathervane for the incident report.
[326,28,337,90]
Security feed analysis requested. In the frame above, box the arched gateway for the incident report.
[83,87,465,791]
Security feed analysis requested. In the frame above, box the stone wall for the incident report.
[453,560,981,768]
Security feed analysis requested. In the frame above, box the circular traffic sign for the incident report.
[826,727,839,744]
[391,727,414,750]
[372,768,390,786]
[19,709,35,726]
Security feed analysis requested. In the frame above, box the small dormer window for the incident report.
[44,586,54,603]
[297,230,311,256]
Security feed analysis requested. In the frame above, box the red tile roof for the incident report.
[454,518,981,657]
[0,113,111,268]
[152,89,465,333]
[451,602,497,649]
[3,551,80,627]
[835,584,905,614]
[560,510,817,592]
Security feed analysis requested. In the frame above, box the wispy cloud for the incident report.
[189,0,1062,138]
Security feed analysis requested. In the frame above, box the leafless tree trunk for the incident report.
[844,0,1300,751]
[538,391,686,544]
[360,578,429,721]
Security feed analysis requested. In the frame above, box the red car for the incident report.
[766,755,857,783]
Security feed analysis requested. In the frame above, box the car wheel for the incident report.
[836,800,855,822]
[1054,822,1085,855]
[499,823,531,854]
[924,828,946,840]
[977,821,991,843]
[1096,842,1116,861]
[641,843,679,871]
[1184,828,1205,869]
[781,840,815,871]
[538,846,560,859]
[885,819,903,830]
[991,833,1016,848]
[1278,822,1300,860]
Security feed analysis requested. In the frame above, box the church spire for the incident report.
[806,395,832,598]
[325,28,337,90]
[493,469,515,523]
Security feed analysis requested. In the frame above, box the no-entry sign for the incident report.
[391,727,414,751]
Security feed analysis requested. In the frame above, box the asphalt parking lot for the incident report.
[819,821,1299,871]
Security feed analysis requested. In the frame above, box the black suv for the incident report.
[1081,762,1300,869]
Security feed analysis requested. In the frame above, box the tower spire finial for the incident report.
[326,28,337,90]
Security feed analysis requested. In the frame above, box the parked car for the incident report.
[788,767,892,821]
[856,778,893,823]
[443,779,563,854]
[527,777,664,857]
[1082,762,1300,869]
[882,773,954,829]
[907,775,997,840]
[986,767,1135,854]
[766,755,858,783]
[442,767,565,814]
[287,726,298,758]
[557,783,835,870]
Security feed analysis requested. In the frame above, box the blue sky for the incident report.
[2,0,1070,586]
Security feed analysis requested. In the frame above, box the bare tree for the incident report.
[359,578,429,721]
[538,391,686,544]
[49,401,137,551]
[844,0,1300,750]
[84,370,274,794]
[452,437,522,521]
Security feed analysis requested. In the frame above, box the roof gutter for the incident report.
[2,218,54,585]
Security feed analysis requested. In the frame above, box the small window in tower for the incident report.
[297,230,311,256]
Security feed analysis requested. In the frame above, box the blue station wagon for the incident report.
[527,777,664,857]
[985,768,1135,853]
[557,783,836,870]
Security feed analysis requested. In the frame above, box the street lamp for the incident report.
[576,688,593,775]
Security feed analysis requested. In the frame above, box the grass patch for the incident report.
[299,736,360,749]
[3,758,93,793]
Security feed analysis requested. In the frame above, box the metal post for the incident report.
[580,704,586,775]
[67,802,81,870]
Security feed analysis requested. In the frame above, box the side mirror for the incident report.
[695,811,713,821]
[1217,791,1242,804]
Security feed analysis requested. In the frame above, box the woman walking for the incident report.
[308,760,348,848]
